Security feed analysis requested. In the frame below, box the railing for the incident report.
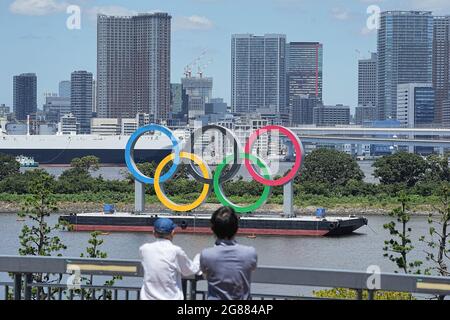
[1,255,450,300]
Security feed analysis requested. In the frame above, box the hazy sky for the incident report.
[1,0,450,110]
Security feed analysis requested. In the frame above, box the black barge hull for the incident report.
[59,214,368,237]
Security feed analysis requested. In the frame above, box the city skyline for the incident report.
[3,1,450,112]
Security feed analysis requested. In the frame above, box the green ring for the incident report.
[214,153,271,214]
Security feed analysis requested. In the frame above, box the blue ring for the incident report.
[125,124,180,185]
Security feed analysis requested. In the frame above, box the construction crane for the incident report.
[184,50,208,78]
[198,59,213,78]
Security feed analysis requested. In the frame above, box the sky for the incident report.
[1,0,450,111]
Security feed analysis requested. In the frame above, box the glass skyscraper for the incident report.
[433,16,450,125]
[13,73,37,121]
[358,53,377,107]
[287,42,323,103]
[231,34,287,115]
[397,83,435,128]
[58,81,71,99]
[377,11,433,121]
[71,71,93,134]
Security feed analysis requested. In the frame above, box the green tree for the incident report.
[57,167,97,194]
[424,154,450,182]
[73,232,122,300]
[0,153,20,180]
[373,152,428,188]
[18,170,66,299]
[383,193,423,274]
[55,156,103,194]
[419,183,450,300]
[299,148,364,187]
[70,156,100,173]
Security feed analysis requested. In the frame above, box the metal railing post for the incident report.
[182,279,188,300]
[190,278,197,301]
[13,273,22,300]
[24,273,32,300]
[356,289,363,300]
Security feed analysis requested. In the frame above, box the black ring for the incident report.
[183,124,242,184]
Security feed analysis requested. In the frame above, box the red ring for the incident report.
[244,125,303,187]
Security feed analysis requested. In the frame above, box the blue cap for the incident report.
[154,218,177,234]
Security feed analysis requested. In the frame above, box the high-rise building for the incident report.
[43,96,71,123]
[287,42,323,108]
[358,53,377,108]
[442,100,450,127]
[205,98,228,116]
[182,76,213,120]
[0,104,10,118]
[59,81,71,98]
[97,13,171,122]
[170,83,183,115]
[355,105,377,126]
[170,83,188,121]
[313,104,350,126]
[377,11,433,120]
[13,73,37,121]
[291,95,317,125]
[397,83,435,128]
[433,16,450,125]
[59,113,79,135]
[92,79,97,115]
[231,34,287,115]
[71,71,93,134]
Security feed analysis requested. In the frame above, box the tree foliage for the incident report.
[374,152,428,187]
[72,231,122,300]
[18,170,66,256]
[313,288,415,300]
[17,169,67,300]
[419,183,450,300]
[383,193,423,274]
[0,153,20,181]
[70,156,100,173]
[298,148,364,187]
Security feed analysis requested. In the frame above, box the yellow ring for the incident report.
[154,152,210,212]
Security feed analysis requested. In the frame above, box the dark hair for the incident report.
[210,206,239,239]
[154,231,171,239]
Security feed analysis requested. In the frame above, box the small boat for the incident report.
[16,155,39,168]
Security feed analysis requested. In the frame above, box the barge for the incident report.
[59,212,368,237]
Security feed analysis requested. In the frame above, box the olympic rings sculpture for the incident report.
[125,124,304,214]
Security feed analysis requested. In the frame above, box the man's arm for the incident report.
[250,248,258,271]
[199,252,208,278]
[176,249,200,277]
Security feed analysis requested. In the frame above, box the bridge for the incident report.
[290,126,450,137]
[1,255,449,300]
[285,126,450,154]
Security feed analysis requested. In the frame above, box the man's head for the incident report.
[210,206,239,240]
[153,218,177,240]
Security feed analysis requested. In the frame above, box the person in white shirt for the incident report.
[139,218,200,300]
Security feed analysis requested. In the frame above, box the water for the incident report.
[26,161,378,183]
[0,213,431,272]
[0,213,439,298]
